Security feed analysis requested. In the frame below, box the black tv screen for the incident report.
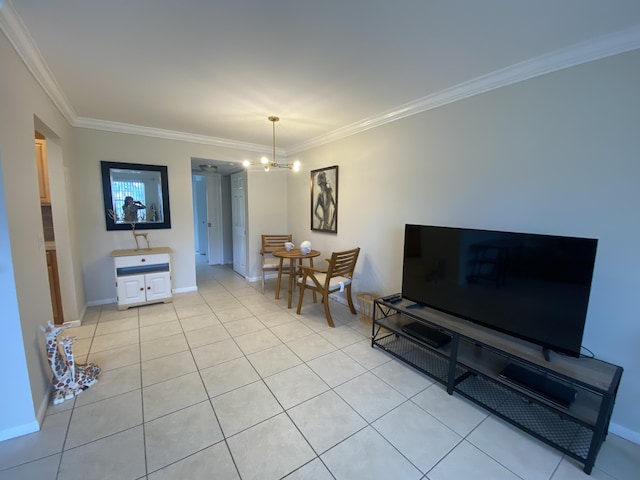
[401,224,598,358]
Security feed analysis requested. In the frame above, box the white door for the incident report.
[231,171,247,276]
[207,174,224,265]
[193,176,208,256]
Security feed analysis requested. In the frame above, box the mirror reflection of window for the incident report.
[109,168,163,223]
[101,161,171,230]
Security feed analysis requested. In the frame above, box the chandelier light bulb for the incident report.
[243,117,301,172]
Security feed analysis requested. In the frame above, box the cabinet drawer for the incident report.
[114,253,170,269]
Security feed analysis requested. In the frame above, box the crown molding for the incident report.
[0,0,76,124]
[288,27,640,154]
[2,0,638,155]
[73,117,275,153]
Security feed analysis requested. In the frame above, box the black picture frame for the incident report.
[101,161,171,231]
[310,165,338,233]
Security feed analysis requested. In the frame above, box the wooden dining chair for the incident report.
[260,234,292,294]
[296,247,360,327]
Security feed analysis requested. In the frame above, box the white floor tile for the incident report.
[373,401,461,473]
[140,332,189,361]
[467,415,562,480]
[288,390,367,454]
[246,343,302,378]
[282,457,334,480]
[211,381,283,437]
[191,338,244,370]
[184,324,231,348]
[371,357,434,398]
[89,328,139,353]
[321,426,422,480]
[427,440,521,480]
[74,363,141,406]
[0,410,70,470]
[86,343,140,372]
[143,371,208,421]
[233,329,283,355]
[306,349,367,387]
[227,414,316,480]
[148,442,239,480]
[334,372,406,422]
[0,454,60,480]
[65,389,142,449]
[264,364,329,410]
[286,334,337,362]
[144,401,222,473]
[342,338,391,369]
[58,427,145,480]
[200,356,261,397]
[141,350,197,387]
[179,312,220,332]
[140,319,183,342]
[411,384,488,436]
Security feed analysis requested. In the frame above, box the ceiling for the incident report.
[4,0,640,172]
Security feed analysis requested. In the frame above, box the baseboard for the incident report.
[36,388,50,426]
[610,422,640,445]
[0,419,40,442]
[173,286,198,294]
[87,297,117,307]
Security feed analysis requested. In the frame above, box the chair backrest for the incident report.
[261,234,292,255]
[325,247,360,283]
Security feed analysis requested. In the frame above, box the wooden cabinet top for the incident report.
[111,247,172,257]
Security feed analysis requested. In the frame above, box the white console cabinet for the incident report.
[112,248,172,310]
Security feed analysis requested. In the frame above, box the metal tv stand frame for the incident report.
[371,296,623,475]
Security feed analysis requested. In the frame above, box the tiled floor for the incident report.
[1,258,638,480]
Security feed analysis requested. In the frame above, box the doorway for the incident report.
[35,130,63,324]
[191,166,242,269]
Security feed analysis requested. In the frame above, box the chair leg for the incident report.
[345,285,357,314]
[322,292,335,327]
[261,271,265,293]
[275,259,284,299]
[296,282,306,314]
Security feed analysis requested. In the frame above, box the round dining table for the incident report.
[272,248,321,308]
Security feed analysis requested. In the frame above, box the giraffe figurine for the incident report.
[61,335,100,392]
[40,321,101,404]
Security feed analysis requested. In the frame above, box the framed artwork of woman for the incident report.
[310,165,338,233]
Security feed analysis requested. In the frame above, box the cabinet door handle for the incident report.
[147,286,151,290]
[139,287,144,291]
[141,258,146,262]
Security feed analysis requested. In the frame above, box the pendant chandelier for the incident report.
[243,116,300,172]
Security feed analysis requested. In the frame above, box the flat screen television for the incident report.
[401,224,598,358]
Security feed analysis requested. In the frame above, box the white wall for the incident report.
[245,168,289,281]
[287,50,640,440]
[72,128,289,302]
[0,31,79,437]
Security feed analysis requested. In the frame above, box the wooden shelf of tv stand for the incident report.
[372,297,623,475]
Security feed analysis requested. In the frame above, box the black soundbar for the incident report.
[499,363,576,408]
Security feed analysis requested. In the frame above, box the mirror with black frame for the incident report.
[101,161,171,230]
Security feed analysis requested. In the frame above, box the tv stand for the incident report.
[372,296,623,475]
